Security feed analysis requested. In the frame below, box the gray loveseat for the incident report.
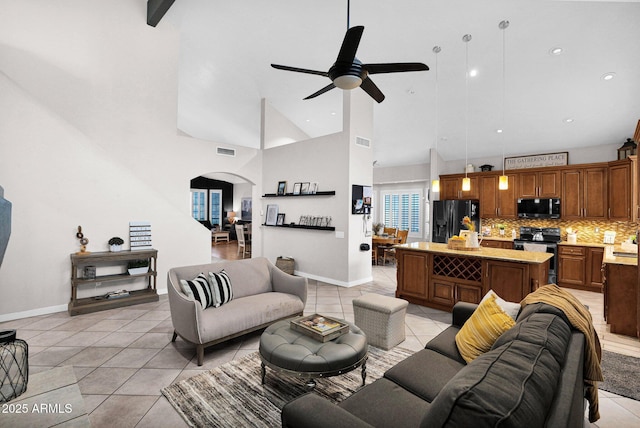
[168,257,307,366]
[282,301,587,428]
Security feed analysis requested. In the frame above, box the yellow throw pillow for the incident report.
[455,294,516,363]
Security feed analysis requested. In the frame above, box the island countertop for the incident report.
[395,242,553,264]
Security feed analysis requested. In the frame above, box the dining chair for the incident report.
[383,229,409,265]
[235,224,251,258]
[383,227,397,236]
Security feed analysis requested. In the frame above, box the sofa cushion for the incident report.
[425,326,466,364]
[209,269,233,307]
[339,378,432,428]
[179,273,214,309]
[492,312,572,366]
[421,339,563,428]
[455,293,515,363]
[219,258,272,298]
[384,348,465,402]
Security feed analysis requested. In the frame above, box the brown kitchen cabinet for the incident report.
[480,239,513,249]
[479,173,518,218]
[396,250,429,304]
[518,170,561,198]
[603,262,638,337]
[561,167,608,219]
[608,157,637,221]
[438,175,479,200]
[557,245,603,292]
[482,260,530,303]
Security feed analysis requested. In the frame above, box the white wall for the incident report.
[0,0,261,320]
[260,90,373,286]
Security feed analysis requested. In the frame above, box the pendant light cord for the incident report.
[463,35,471,178]
[500,21,509,175]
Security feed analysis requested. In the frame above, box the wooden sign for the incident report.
[504,152,568,170]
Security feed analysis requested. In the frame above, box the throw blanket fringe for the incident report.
[520,284,603,423]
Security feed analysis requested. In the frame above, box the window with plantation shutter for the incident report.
[381,189,423,238]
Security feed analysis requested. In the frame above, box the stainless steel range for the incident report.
[513,227,561,284]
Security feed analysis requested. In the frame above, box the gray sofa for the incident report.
[168,257,307,365]
[282,301,586,428]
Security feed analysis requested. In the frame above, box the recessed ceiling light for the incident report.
[563,118,574,123]
[549,47,563,56]
[305,119,311,122]
[601,72,616,81]
[469,69,478,77]
[496,129,503,134]
[331,111,336,115]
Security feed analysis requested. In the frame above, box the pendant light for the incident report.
[461,34,472,192]
[431,46,442,194]
[498,20,509,190]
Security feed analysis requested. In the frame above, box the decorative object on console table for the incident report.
[129,221,152,250]
[128,259,149,275]
[0,330,28,403]
[75,225,90,254]
[108,236,124,252]
[265,204,278,225]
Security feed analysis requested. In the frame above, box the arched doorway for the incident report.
[189,172,255,260]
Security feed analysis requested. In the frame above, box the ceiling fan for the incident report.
[271,25,429,103]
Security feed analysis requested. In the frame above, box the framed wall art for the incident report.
[265,204,279,225]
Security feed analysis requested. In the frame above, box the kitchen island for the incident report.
[395,242,552,311]
[602,250,639,338]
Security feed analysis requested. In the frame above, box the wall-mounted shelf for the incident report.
[263,224,335,231]
[262,191,336,198]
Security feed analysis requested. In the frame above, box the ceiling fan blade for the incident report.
[360,77,385,103]
[365,62,429,74]
[303,83,336,100]
[336,26,364,64]
[271,64,328,77]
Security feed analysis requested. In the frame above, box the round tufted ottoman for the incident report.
[259,318,368,388]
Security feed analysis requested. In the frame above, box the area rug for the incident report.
[599,350,640,401]
[162,346,415,428]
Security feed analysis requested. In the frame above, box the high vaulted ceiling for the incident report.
[165,0,640,167]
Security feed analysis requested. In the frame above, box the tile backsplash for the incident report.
[481,218,638,244]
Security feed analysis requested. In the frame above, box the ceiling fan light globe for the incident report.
[333,75,363,90]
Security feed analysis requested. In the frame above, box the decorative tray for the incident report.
[290,314,349,342]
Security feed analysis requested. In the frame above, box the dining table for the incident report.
[372,235,402,264]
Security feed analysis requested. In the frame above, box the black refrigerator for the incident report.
[432,200,480,243]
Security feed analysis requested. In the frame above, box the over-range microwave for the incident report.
[517,198,561,219]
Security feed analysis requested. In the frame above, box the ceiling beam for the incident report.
[147,0,176,27]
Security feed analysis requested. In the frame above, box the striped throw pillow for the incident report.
[179,273,214,309]
[209,269,233,307]
[455,293,515,363]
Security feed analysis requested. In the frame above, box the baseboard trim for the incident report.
[294,271,373,288]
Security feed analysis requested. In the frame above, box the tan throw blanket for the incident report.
[520,284,603,423]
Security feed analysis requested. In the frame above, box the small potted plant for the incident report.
[127,259,149,275]
[496,224,505,236]
[108,237,124,252]
[372,223,384,236]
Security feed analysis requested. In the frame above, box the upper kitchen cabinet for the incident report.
[518,170,561,198]
[561,166,608,220]
[439,175,479,200]
[480,173,518,218]
[608,157,637,221]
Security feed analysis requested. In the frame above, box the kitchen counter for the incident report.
[396,242,552,264]
[395,243,551,311]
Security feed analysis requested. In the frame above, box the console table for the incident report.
[69,249,158,316]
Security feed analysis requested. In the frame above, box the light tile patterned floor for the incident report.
[1,264,639,427]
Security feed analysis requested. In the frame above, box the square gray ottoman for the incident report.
[353,294,408,350]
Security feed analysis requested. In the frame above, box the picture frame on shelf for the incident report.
[310,182,318,194]
[277,213,286,226]
[301,182,310,194]
[277,181,287,196]
[266,204,279,225]
[293,182,302,195]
